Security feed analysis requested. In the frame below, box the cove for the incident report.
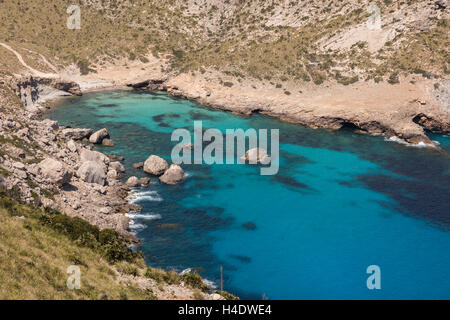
[45,90,450,300]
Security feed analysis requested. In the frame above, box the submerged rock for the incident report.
[159,164,186,185]
[76,161,106,185]
[144,155,169,176]
[38,158,72,185]
[241,148,271,164]
[242,222,257,231]
[102,138,115,147]
[133,162,144,170]
[89,128,109,144]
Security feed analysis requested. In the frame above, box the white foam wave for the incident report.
[384,136,437,149]
[127,190,163,203]
[129,220,147,231]
[126,212,162,221]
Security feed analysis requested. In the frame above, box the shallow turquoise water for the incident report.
[46,90,450,299]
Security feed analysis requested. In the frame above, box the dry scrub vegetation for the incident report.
[0,0,447,86]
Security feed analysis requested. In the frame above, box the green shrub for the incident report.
[182,272,209,292]
[145,267,165,283]
[164,270,180,285]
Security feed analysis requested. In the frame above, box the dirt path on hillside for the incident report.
[0,42,58,78]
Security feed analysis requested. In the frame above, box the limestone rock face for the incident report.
[76,161,106,185]
[61,128,93,140]
[159,164,186,185]
[38,158,72,185]
[80,149,110,169]
[126,176,140,187]
[89,128,109,144]
[144,155,169,176]
[241,148,271,164]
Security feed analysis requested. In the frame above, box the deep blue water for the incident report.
[46,90,450,299]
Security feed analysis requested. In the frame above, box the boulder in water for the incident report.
[241,148,271,164]
[139,177,151,186]
[126,176,140,187]
[143,155,168,176]
[89,128,109,144]
[159,164,186,185]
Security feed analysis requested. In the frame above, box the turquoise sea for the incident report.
[46,90,450,299]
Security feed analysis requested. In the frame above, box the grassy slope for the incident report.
[0,196,156,300]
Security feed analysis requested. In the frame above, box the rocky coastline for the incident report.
[2,69,449,243]
[127,75,450,147]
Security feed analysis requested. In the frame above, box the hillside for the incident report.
[0,0,448,81]
[0,195,233,299]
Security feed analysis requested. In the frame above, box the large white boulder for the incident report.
[159,164,186,185]
[38,158,72,185]
[143,155,169,176]
[241,148,271,164]
[80,149,110,169]
[89,128,109,144]
[76,161,106,185]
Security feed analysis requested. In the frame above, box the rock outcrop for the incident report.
[61,128,93,140]
[38,158,72,185]
[159,164,186,185]
[143,155,169,176]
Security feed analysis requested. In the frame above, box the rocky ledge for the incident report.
[127,75,450,146]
